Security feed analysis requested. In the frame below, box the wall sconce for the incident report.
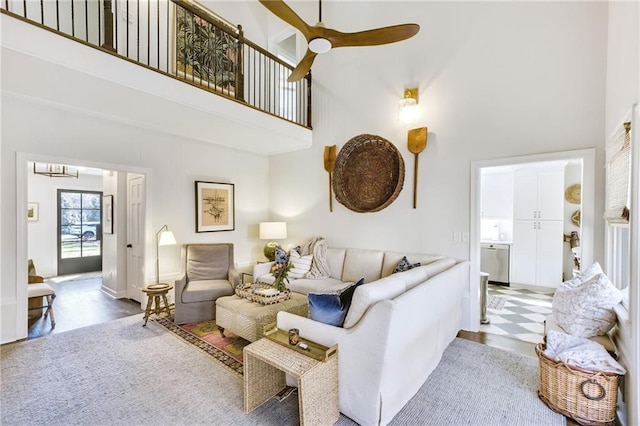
[156,225,177,284]
[399,88,419,124]
[33,163,78,178]
[563,231,580,249]
[259,222,287,261]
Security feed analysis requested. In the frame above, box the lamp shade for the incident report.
[158,230,177,246]
[259,222,287,240]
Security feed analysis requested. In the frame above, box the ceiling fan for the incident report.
[259,0,420,82]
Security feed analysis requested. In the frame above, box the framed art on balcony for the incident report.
[195,181,235,232]
[173,3,239,97]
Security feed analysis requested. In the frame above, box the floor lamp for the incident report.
[156,225,177,284]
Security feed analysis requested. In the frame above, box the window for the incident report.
[605,113,633,307]
[58,190,103,275]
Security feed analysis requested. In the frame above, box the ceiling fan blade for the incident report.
[258,0,312,40]
[328,24,419,48]
[287,50,318,82]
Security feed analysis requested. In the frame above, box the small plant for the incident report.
[271,260,291,293]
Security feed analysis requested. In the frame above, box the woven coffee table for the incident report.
[215,293,308,342]
[243,338,339,425]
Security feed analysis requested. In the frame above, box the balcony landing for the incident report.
[1,15,312,156]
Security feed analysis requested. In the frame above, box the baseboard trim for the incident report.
[101,285,126,299]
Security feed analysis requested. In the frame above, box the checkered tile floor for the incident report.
[479,284,554,344]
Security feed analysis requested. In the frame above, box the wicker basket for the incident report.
[536,343,620,426]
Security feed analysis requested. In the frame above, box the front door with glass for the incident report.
[57,189,103,275]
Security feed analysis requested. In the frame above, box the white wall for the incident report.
[27,169,103,277]
[1,94,272,343]
[270,1,608,260]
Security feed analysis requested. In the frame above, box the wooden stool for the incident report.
[142,283,173,326]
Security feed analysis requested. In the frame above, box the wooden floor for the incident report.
[457,329,537,358]
[28,272,142,340]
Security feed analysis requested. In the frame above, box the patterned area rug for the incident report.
[155,318,249,377]
[487,295,508,310]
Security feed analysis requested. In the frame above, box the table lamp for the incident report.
[156,224,177,284]
[259,222,287,261]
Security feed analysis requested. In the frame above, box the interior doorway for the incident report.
[469,148,596,339]
[18,153,151,341]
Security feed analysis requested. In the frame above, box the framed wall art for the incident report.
[195,181,235,232]
[103,195,114,234]
[27,202,39,222]
[173,3,240,96]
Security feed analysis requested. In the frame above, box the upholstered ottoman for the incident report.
[215,293,308,342]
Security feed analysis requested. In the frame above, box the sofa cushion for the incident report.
[308,278,365,327]
[181,279,234,303]
[404,258,457,290]
[342,249,384,283]
[287,277,348,295]
[342,275,407,329]
[326,248,346,280]
[186,245,232,281]
[381,252,444,278]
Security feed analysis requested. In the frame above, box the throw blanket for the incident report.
[300,237,330,278]
[544,330,626,375]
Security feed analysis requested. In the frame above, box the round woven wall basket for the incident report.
[332,134,404,213]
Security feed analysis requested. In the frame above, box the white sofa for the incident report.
[254,248,470,425]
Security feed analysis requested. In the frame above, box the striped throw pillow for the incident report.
[288,250,313,279]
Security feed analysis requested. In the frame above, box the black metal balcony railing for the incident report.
[1,0,312,129]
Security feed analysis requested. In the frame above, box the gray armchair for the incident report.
[174,243,239,324]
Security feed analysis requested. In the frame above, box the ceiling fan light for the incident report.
[309,38,332,54]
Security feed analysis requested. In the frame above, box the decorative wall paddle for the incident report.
[408,127,428,209]
[324,145,337,212]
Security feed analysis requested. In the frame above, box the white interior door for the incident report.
[127,173,145,302]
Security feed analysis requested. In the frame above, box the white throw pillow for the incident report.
[288,250,313,279]
[552,270,623,338]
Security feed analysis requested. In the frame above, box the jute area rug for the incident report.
[0,314,565,425]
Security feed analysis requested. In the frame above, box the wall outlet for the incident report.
[122,11,134,23]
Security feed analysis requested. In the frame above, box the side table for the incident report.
[243,338,339,425]
[142,283,173,326]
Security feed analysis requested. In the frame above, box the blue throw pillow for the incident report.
[308,278,365,327]
[274,246,289,267]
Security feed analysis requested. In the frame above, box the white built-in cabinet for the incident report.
[481,172,513,219]
[513,169,564,220]
[510,163,565,287]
